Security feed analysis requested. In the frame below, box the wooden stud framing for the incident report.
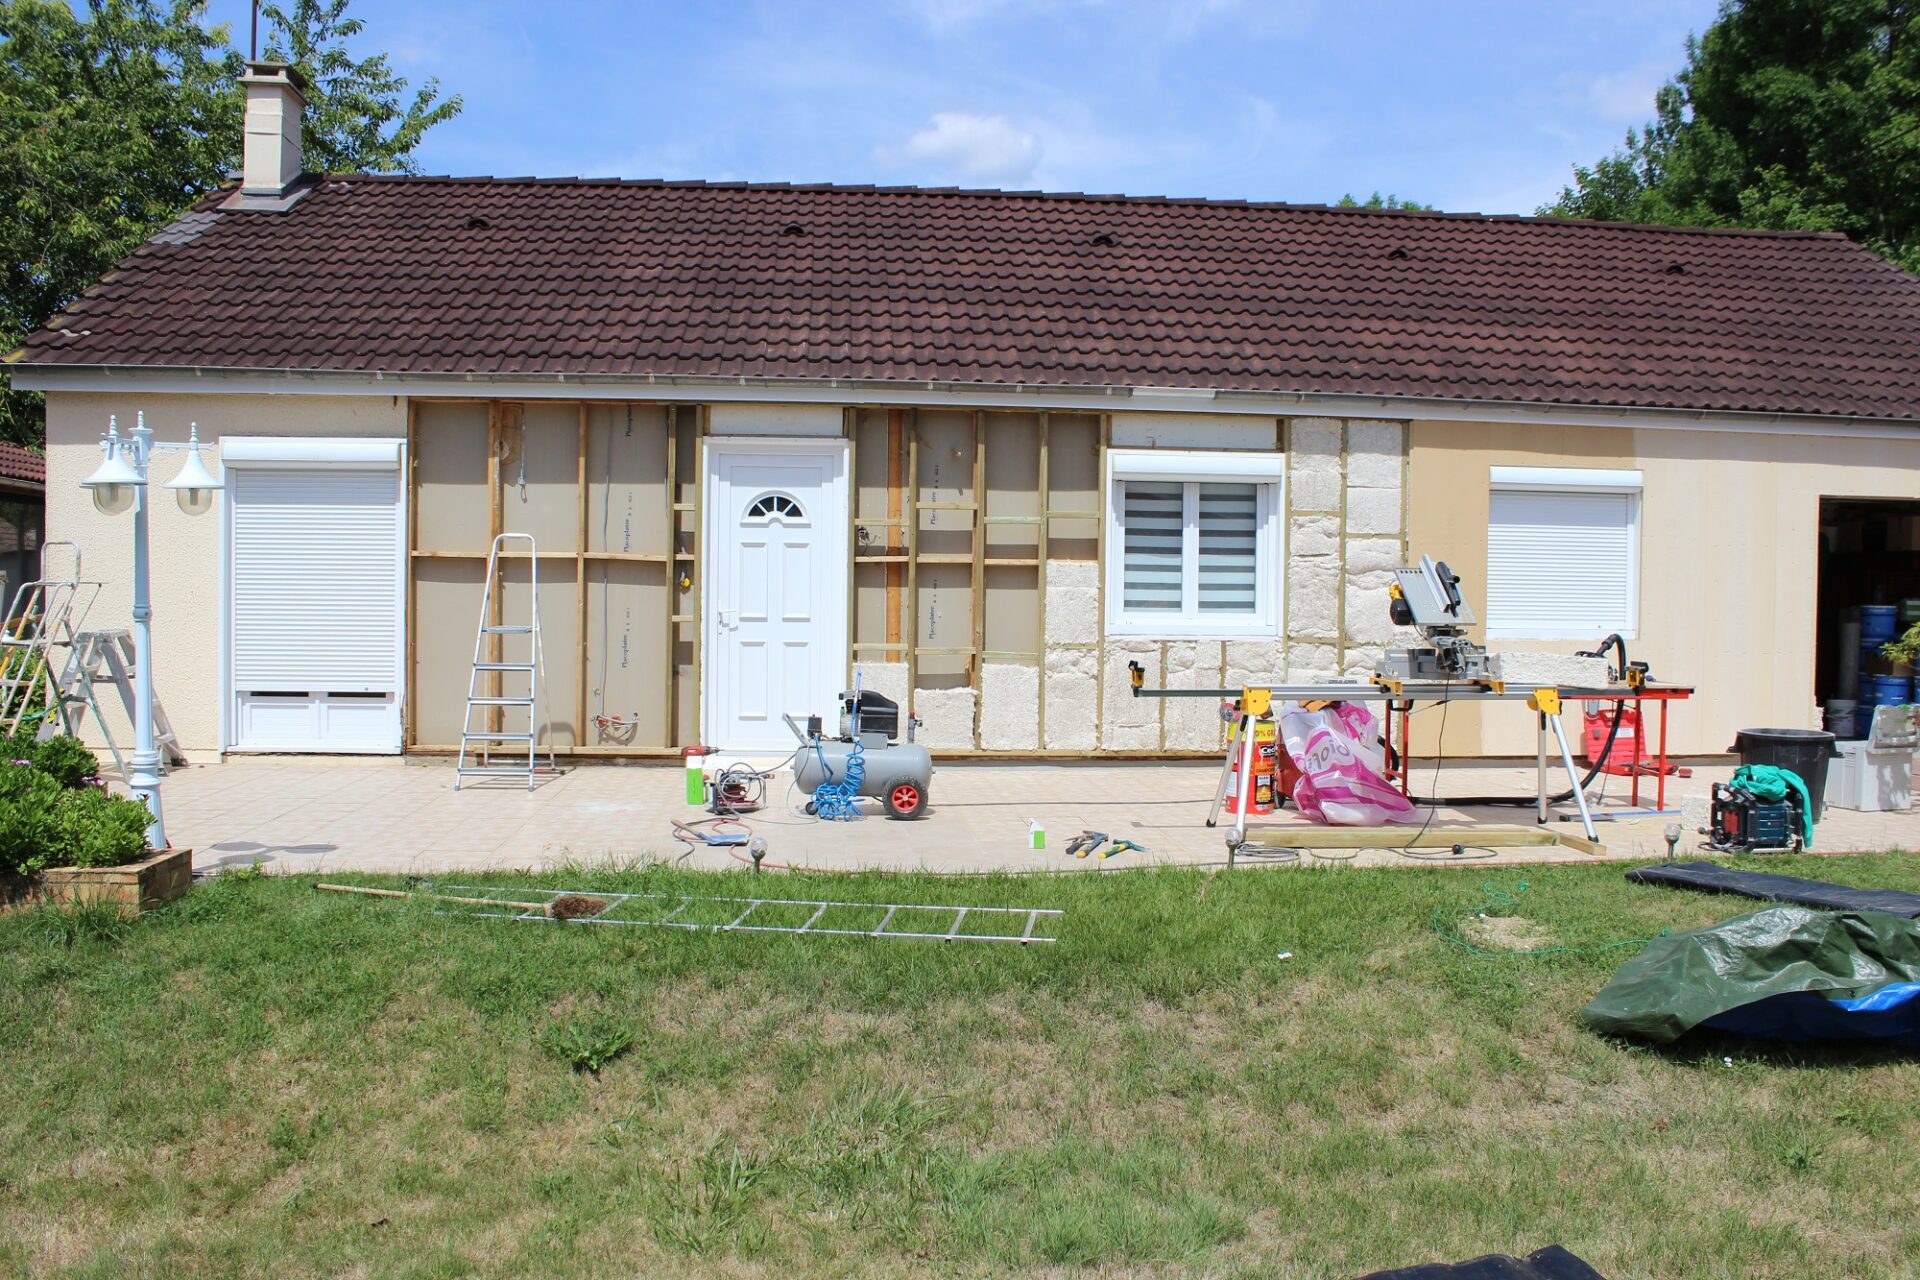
[404,400,420,749]
[576,404,589,746]
[485,402,505,743]
[970,411,987,748]
[1094,412,1109,750]
[1036,410,1049,750]
[904,409,919,714]
[886,409,904,646]
[844,407,857,687]
[404,399,1129,760]
[691,404,707,741]
[664,404,679,743]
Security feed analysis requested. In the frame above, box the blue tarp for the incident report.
[1582,906,1920,1046]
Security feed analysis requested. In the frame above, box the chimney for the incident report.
[240,61,307,195]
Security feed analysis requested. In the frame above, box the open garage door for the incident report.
[225,438,405,752]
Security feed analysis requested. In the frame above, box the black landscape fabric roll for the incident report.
[1626,861,1920,918]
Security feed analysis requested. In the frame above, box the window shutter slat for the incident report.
[231,468,401,689]
[1486,489,1634,634]
[1122,481,1184,611]
[1196,482,1258,613]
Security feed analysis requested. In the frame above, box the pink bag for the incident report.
[1278,701,1421,826]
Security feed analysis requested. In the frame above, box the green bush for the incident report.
[0,765,63,877]
[25,735,103,789]
[51,787,151,869]
[0,763,148,876]
[3,731,103,788]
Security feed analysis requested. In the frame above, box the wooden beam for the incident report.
[1036,410,1048,752]
[485,401,504,744]
[844,407,857,689]
[886,408,903,648]
[904,409,919,715]
[664,404,678,746]
[1233,826,1597,852]
[970,410,986,749]
[691,404,707,740]
[404,399,419,750]
[576,403,589,748]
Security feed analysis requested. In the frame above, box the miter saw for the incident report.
[1377,555,1497,684]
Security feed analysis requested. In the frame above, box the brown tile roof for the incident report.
[0,443,45,487]
[16,177,1920,421]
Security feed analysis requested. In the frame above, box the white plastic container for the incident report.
[1824,706,1916,811]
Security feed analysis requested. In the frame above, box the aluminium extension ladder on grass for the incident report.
[455,533,556,791]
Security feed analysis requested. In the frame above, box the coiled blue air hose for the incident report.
[810,737,864,821]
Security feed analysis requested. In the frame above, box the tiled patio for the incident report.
[158,754,1920,878]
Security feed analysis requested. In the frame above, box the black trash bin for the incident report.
[1730,728,1841,821]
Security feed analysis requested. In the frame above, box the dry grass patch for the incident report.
[3,857,1919,1278]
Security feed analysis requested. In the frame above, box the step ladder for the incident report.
[56,630,188,783]
[456,533,556,791]
[0,542,99,739]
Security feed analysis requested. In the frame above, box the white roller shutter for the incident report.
[1486,487,1638,638]
[228,463,402,751]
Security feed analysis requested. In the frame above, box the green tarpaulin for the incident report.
[1581,906,1920,1045]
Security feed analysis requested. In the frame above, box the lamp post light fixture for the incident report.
[79,412,223,849]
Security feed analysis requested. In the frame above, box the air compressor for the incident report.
[784,690,933,819]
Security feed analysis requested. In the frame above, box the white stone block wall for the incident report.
[979,663,1040,750]
[1043,647,1099,750]
[1164,641,1225,750]
[1336,419,1414,664]
[857,662,910,714]
[918,415,1411,754]
[913,685,978,750]
[1044,559,1100,647]
[1100,640,1162,750]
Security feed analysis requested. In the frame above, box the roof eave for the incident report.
[10,361,1916,439]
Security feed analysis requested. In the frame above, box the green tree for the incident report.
[0,0,236,446]
[261,0,460,175]
[1542,0,1920,273]
[0,0,461,446]
[1336,191,1434,211]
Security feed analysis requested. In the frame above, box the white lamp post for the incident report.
[79,412,223,849]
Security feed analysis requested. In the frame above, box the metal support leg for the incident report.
[1537,711,1550,826]
[1549,712,1598,842]
[1231,711,1259,849]
[1206,712,1242,829]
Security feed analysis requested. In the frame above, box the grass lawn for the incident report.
[4,854,1919,1279]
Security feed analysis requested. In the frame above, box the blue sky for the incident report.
[198,0,1721,214]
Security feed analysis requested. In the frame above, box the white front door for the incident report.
[704,441,848,750]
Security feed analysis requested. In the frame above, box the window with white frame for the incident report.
[1105,449,1282,637]
[1485,467,1641,639]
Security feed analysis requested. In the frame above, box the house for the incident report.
[0,442,46,616]
[10,62,1920,764]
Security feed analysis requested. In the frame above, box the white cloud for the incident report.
[1566,59,1672,125]
[876,112,1043,184]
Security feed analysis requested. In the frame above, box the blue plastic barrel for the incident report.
[1862,605,1900,643]
[1860,674,1914,718]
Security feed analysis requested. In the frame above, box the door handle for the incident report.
[717,607,737,630]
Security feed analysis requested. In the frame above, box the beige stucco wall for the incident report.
[45,391,408,758]
[43,387,1920,764]
[1408,419,1920,758]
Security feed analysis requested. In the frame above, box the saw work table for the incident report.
[1129,675,1695,846]
[1129,557,1695,852]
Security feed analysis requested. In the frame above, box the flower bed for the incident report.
[0,732,168,908]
